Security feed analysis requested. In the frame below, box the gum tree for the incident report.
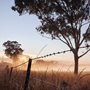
[12,0,90,74]
[3,40,23,61]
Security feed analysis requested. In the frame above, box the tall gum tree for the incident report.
[12,0,90,74]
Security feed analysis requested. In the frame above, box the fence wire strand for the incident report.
[12,49,71,69]
[11,45,90,69]
[7,46,90,89]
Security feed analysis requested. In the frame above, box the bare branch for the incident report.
[67,36,73,48]
[58,36,69,45]
[62,34,73,48]
[78,21,82,45]
[79,48,90,58]
[80,45,90,49]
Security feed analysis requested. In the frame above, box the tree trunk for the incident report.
[74,54,79,74]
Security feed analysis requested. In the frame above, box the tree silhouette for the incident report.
[3,40,23,61]
[12,0,90,74]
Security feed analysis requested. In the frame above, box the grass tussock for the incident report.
[0,67,90,90]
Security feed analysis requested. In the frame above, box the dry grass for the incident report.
[0,67,90,90]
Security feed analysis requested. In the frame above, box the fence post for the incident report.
[24,58,32,90]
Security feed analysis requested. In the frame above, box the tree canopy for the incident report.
[3,40,23,60]
[12,0,90,74]
[12,0,90,41]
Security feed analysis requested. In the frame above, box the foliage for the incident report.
[3,40,23,59]
[12,0,90,44]
[12,0,90,74]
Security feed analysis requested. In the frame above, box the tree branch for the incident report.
[56,0,69,17]
[58,36,69,45]
[78,21,82,45]
[67,36,73,48]
[79,24,90,46]
[61,35,74,50]
[79,48,90,58]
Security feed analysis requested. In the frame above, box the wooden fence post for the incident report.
[24,58,32,90]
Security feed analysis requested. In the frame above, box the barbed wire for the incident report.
[6,45,90,90]
[12,61,29,68]
[32,49,71,60]
[12,49,71,69]
[11,45,90,69]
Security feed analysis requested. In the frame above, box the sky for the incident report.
[0,0,90,65]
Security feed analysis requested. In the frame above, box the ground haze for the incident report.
[0,60,90,90]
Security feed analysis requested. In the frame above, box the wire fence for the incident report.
[12,49,71,69]
[4,49,72,90]
[3,45,90,90]
[11,45,90,69]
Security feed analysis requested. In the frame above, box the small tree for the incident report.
[3,40,23,61]
[12,0,90,74]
